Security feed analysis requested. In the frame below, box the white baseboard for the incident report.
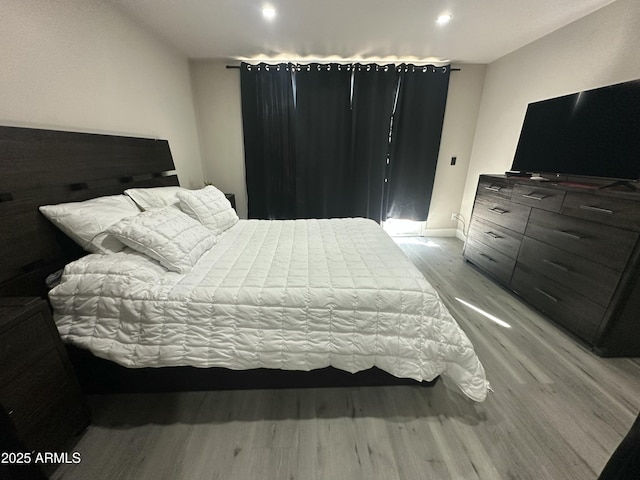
[418,228,467,241]
[390,226,467,240]
[422,228,457,237]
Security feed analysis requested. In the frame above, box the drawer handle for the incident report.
[521,193,547,201]
[484,185,502,192]
[579,205,614,215]
[553,229,583,240]
[488,207,508,215]
[535,288,559,302]
[479,253,496,262]
[543,259,570,272]
[486,231,502,239]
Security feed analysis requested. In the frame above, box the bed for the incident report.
[0,125,489,402]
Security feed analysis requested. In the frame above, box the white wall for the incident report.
[190,60,486,224]
[0,0,204,188]
[426,63,486,235]
[460,0,640,233]
[190,61,248,218]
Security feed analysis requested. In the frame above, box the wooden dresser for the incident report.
[464,174,640,356]
[0,298,90,471]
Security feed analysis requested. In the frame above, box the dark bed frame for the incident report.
[0,125,179,298]
[0,125,436,393]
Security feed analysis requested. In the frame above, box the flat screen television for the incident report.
[510,79,640,184]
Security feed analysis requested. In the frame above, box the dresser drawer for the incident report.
[0,311,56,387]
[562,192,640,232]
[477,176,513,202]
[473,196,531,234]
[511,265,604,343]
[517,236,621,307]
[0,349,68,432]
[467,217,522,259]
[525,209,638,271]
[464,238,516,285]
[511,183,565,212]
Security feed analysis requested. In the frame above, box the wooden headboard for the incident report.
[0,125,180,297]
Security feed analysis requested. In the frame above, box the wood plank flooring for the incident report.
[52,237,640,480]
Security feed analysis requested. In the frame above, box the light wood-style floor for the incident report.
[52,237,640,480]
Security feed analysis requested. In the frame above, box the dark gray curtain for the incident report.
[294,64,353,218]
[240,62,296,219]
[385,65,451,221]
[350,64,399,223]
[240,62,450,222]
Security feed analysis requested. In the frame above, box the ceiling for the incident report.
[108,0,616,64]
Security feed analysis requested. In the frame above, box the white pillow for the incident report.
[39,195,140,254]
[177,185,239,235]
[124,186,186,210]
[105,207,216,273]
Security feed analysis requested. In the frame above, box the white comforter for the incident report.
[49,218,489,401]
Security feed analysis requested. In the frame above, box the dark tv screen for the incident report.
[511,79,640,182]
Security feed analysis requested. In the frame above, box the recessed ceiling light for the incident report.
[436,14,452,25]
[262,5,276,20]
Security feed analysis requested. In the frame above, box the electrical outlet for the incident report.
[451,213,458,221]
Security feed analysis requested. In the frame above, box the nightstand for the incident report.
[0,298,89,472]
[224,193,236,210]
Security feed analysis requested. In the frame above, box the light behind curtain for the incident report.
[350,64,399,223]
[294,64,353,218]
[385,65,451,221]
[240,62,296,219]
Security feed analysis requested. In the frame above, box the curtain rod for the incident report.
[225,65,461,71]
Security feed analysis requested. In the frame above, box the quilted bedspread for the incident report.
[49,218,489,401]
